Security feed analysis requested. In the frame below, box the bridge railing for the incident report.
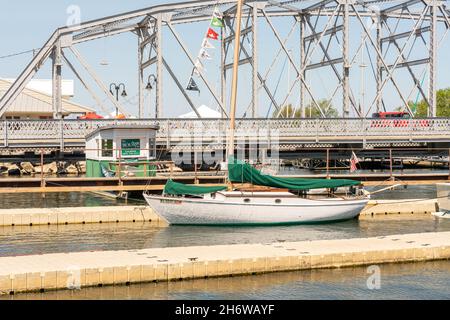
[0,118,449,147]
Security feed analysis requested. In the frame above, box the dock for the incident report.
[360,199,439,217]
[1,231,449,295]
[0,206,164,227]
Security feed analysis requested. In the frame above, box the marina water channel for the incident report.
[0,183,449,299]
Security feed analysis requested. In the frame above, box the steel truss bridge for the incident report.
[1,0,450,152]
[2,0,450,119]
[0,118,449,152]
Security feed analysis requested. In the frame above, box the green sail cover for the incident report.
[163,179,227,196]
[228,158,360,190]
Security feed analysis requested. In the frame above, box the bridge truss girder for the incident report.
[0,0,449,120]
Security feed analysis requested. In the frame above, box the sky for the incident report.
[1,0,449,118]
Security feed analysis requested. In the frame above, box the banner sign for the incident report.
[121,139,140,156]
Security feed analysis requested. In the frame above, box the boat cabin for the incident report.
[85,125,159,177]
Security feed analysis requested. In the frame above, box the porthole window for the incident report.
[244,198,251,203]
[275,199,282,204]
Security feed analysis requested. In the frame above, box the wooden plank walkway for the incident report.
[0,231,449,295]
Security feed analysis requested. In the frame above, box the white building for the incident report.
[3,78,75,98]
[179,105,222,118]
[0,78,93,119]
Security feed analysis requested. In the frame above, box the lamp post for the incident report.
[109,83,127,117]
[146,74,157,118]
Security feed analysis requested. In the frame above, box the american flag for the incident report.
[350,151,359,172]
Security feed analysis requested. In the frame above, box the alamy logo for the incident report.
[366,265,381,290]
[169,126,280,168]
[66,266,81,290]
[66,5,81,27]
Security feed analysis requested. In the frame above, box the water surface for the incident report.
[4,260,449,300]
[0,183,448,300]
[0,216,448,257]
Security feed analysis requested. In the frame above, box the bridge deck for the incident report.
[1,119,449,150]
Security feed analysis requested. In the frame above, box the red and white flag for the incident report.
[206,28,219,40]
[350,151,359,172]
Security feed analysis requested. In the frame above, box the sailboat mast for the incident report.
[227,0,244,159]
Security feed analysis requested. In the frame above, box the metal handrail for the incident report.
[0,118,449,148]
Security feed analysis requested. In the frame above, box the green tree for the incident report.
[272,99,338,118]
[399,88,450,117]
[304,99,339,118]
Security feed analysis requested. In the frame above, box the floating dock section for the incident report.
[0,206,164,226]
[0,232,449,295]
[360,199,438,217]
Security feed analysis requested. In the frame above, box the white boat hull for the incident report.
[143,192,369,225]
[436,183,450,212]
[432,211,450,219]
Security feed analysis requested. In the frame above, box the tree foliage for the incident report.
[400,88,450,117]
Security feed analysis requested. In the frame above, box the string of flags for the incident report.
[186,7,224,93]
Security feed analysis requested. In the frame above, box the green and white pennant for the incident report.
[211,8,224,27]
[211,16,224,28]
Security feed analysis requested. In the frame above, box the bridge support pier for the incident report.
[376,19,383,114]
[299,15,306,118]
[342,0,350,118]
[51,42,62,120]
[156,14,163,119]
[429,1,438,117]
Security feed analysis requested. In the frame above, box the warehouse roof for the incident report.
[0,79,94,115]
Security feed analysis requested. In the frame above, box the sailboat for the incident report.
[143,159,369,225]
[143,0,369,225]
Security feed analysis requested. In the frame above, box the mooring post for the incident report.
[40,149,45,198]
[40,149,44,187]
[3,120,8,148]
[194,150,198,184]
[59,119,64,152]
[326,148,330,179]
[118,148,122,188]
[389,148,393,179]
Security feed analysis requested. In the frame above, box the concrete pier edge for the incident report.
[0,231,449,295]
[0,206,165,227]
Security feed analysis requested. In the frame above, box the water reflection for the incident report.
[0,216,449,257]
[150,217,450,248]
[5,260,450,300]
[0,222,163,257]
[0,192,140,209]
